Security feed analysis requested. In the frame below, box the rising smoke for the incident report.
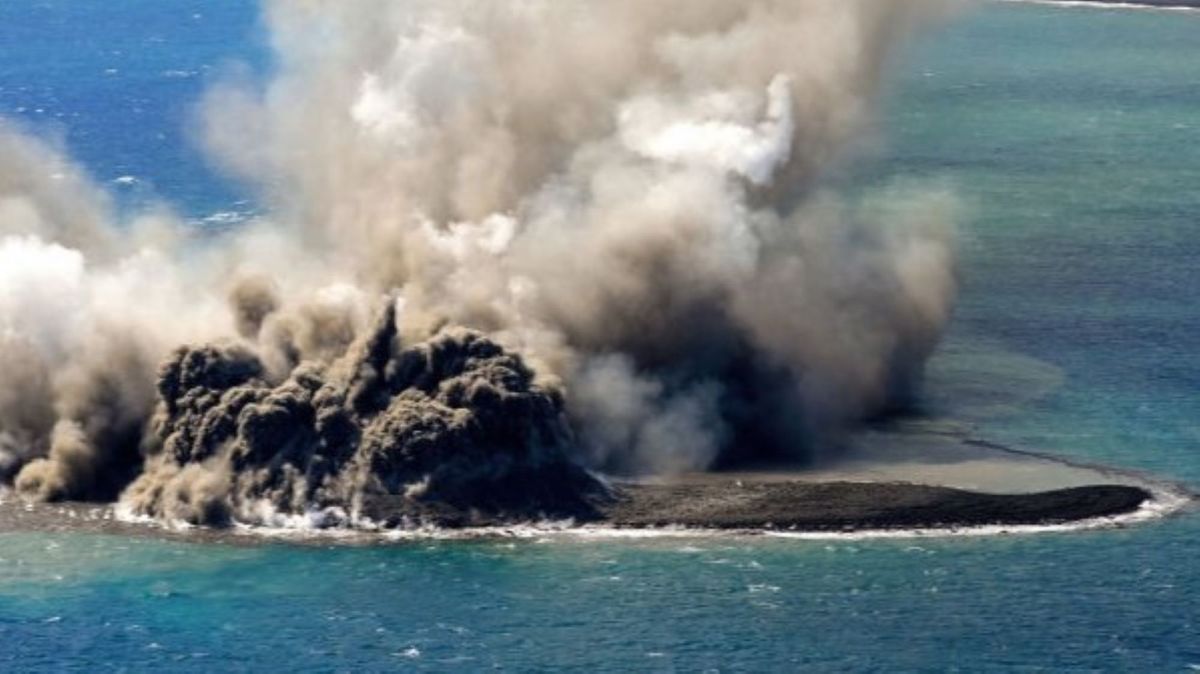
[0,0,960,526]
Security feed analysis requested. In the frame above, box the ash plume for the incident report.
[0,0,960,526]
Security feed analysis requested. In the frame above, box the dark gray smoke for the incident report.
[0,1,961,527]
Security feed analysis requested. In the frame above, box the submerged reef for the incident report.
[120,303,606,527]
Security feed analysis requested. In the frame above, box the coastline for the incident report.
[0,475,1189,546]
[0,419,1192,544]
[600,481,1153,531]
[998,0,1200,10]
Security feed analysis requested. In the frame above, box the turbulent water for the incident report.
[0,1,1198,671]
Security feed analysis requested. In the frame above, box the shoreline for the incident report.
[998,0,1200,11]
[600,481,1154,531]
[1,419,1192,545]
[0,476,1191,547]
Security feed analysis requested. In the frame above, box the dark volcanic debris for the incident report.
[123,302,607,527]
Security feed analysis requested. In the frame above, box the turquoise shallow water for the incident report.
[1,2,1199,671]
[0,528,1195,671]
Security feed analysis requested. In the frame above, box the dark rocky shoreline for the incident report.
[600,481,1154,531]
[0,478,1158,544]
[1037,0,1200,7]
[354,479,1156,531]
[1101,1,1200,6]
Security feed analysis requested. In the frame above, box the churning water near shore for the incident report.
[0,1,1198,670]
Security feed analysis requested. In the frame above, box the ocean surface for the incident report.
[1,1,1198,671]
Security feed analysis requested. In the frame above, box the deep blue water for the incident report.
[0,0,266,216]
[1,2,1198,671]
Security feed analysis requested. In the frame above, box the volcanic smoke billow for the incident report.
[0,0,960,527]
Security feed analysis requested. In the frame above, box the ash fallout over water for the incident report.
[0,1,960,527]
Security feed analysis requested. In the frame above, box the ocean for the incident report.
[1,1,1198,670]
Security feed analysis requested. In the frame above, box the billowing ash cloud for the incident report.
[0,0,960,525]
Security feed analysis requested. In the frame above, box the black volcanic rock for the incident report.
[600,481,1153,530]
